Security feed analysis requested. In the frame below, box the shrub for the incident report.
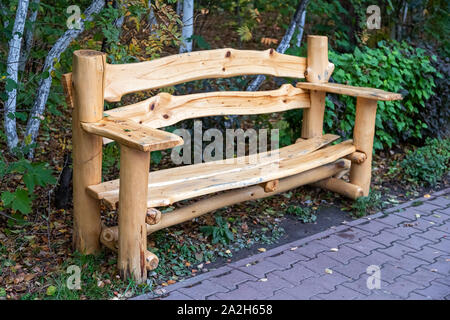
[285,41,440,150]
[400,138,450,187]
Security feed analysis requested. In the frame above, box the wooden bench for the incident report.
[63,35,402,283]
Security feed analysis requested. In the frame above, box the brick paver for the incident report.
[135,189,450,300]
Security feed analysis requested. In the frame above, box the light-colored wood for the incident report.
[261,180,279,193]
[145,251,159,271]
[101,159,351,242]
[301,36,332,139]
[87,134,341,208]
[71,50,106,254]
[296,82,403,101]
[104,84,310,129]
[81,118,183,152]
[87,134,339,209]
[117,145,150,283]
[146,208,162,225]
[101,227,118,251]
[350,97,378,196]
[88,138,355,210]
[61,73,74,109]
[312,177,364,199]
[305,35,334,83]
[301,90,326,138]
[104,48,307,102]
[345,151,367,164]
[100,229,159,271]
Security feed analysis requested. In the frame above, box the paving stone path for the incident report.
[135,188,450,300]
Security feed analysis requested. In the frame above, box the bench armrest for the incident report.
[81,118,184,152]
[296,82,403,101]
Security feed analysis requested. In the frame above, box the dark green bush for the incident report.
[401,138,450,187]
[285,41,440,150]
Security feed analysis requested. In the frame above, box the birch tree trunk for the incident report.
[19,0,40,72]
[247,0,310,91]
[24,0,105,157]
[177,0,183,17]
[148,0,157,33]
[5,0,30,151]
[179,0,193,53]
[296,9,306,48]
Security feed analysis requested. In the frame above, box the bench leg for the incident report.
[72,50,106,254]
[350,97,377,196]
[117,144,150,283]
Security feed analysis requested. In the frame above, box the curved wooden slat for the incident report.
[104,48,307,102]
[104,84,310,128]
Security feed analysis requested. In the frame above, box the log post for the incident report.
[72,50,105,254]
[117,145,150,283]
[350,97,378,196]
[301,35,334,139]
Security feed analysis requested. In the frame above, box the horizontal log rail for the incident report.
[104,84,310,129]
[104,48,307,102]
[100,159,351,248]
[296,82,403,101]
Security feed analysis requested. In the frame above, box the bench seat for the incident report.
[87,134,355,209]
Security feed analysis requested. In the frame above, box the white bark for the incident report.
[5,0,30,151]
[176,0,183,17]
[148,0,157,33]
[19,0,40,72]
[247,0,310,91]
[295,9,306,48]
[179,0,193,53]
[24,0,105,156]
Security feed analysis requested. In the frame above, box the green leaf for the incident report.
[1,191,15,206]
[12,189,32,214]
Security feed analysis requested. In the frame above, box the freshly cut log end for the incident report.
[100,228,119,251]
[146,208,162,225]
[262,180,279,193]
[145,251,159,270]
[346,151,367,164]
[312,177,364,200]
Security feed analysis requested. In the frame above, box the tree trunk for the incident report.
[179,0,193,53]
[148,0,157,34]
[4,0,30,151]
[247,0,310,91]
[24,0,105,158]
[176,0,183,17]
[295,9,306,48]
[19,0,40,72]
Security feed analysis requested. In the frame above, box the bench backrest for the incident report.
[64,36,333,129]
